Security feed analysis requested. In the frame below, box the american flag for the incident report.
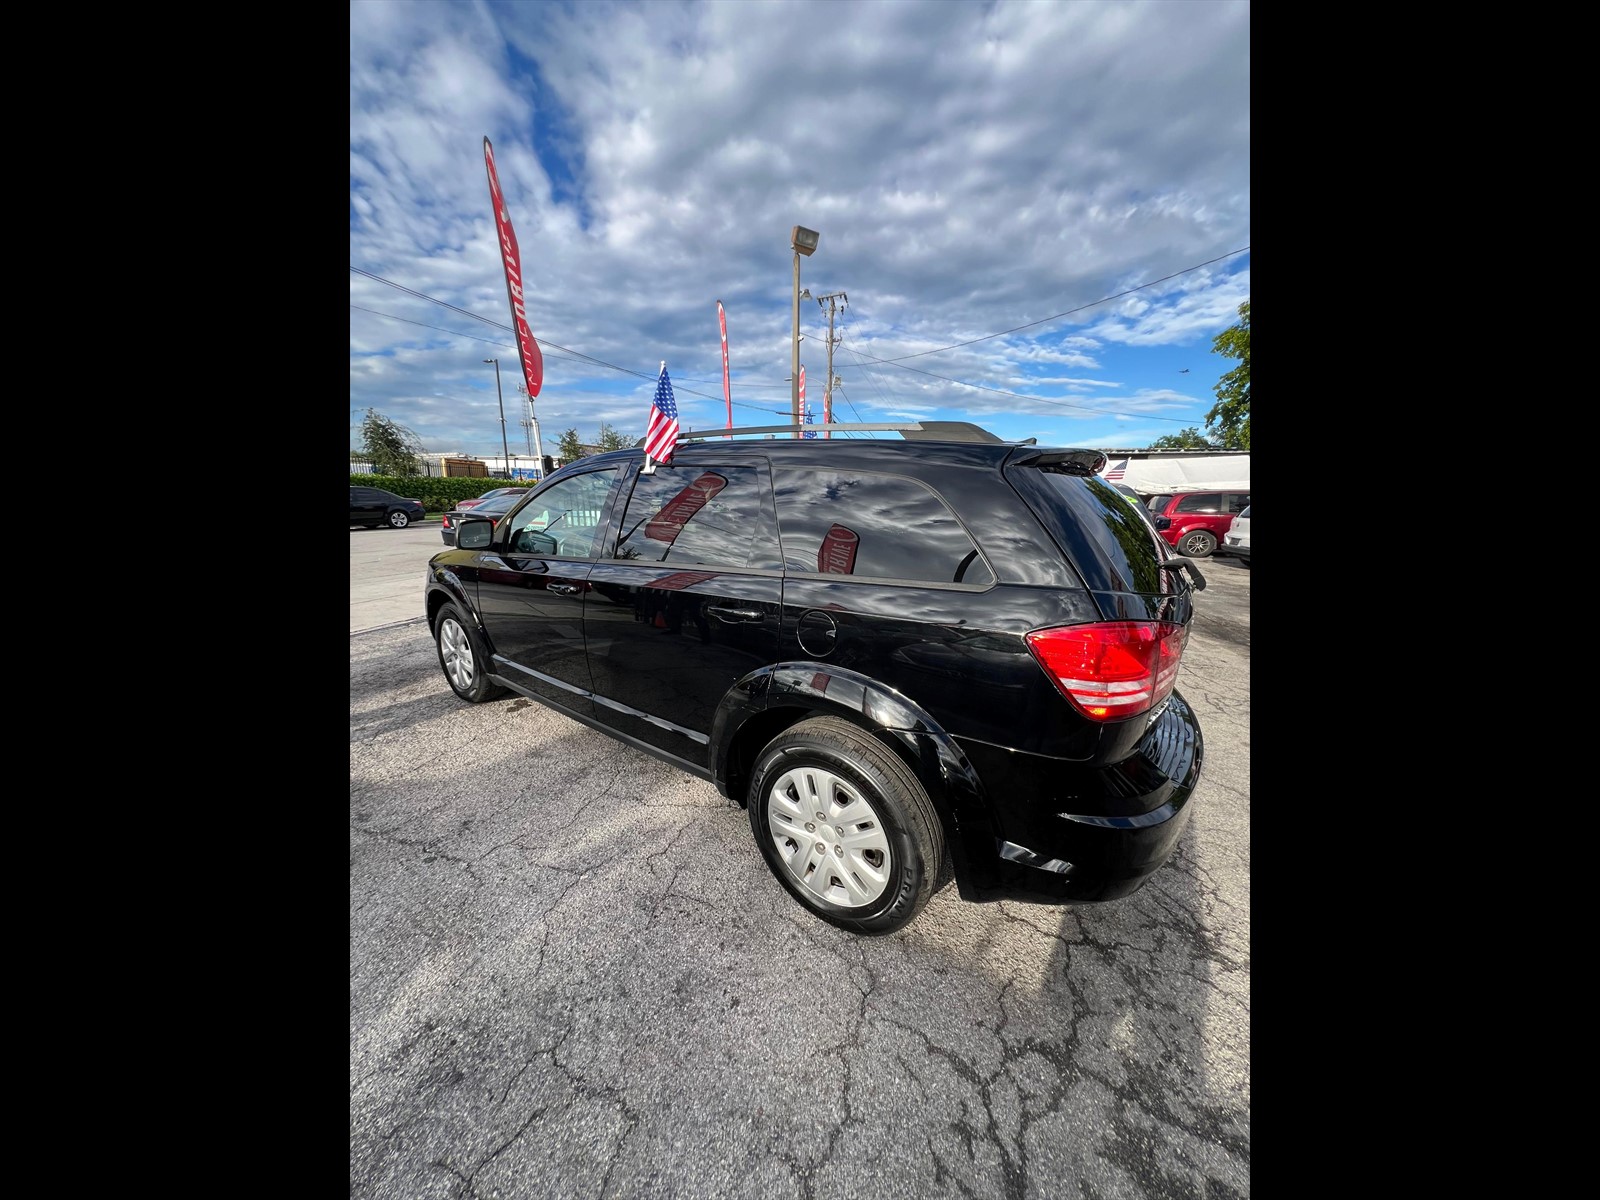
[644,361,680,463]
[1103,458,1128,481]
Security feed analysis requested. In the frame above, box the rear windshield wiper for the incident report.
[1160,555,1207,591]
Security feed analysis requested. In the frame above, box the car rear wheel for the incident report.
[388,509,412,529]
[747,715,944,935]
[435,604,506,703]
[1180,529,1217,557]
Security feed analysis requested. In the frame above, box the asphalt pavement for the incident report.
[350,523,1251,1199]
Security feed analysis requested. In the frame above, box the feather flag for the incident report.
[482,137,544,399]
[643,362,681,466]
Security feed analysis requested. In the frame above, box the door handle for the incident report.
[548,583,582,596]
[705,604,763,622]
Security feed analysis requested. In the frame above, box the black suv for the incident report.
[424,424,1205,934]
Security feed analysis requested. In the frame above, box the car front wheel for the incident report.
[1180,529,1217,557]
[388,509,412,529]
[434,604,505,703]
[747,715,945,935]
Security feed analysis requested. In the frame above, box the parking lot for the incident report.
[350,522,1250,1199]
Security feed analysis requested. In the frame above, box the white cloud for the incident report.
[351,0,1249,453]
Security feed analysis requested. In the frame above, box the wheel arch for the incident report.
[711,663,996,895]
[425,573,492,653]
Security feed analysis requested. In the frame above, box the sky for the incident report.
[350,0,1249,461]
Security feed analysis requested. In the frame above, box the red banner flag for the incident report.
[644,472,727,545]
[818,523,860,575]
[483,137,544,398]
[718,300,731,433]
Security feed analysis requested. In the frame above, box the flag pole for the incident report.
[718,301,732,437]
[641,360,666,475]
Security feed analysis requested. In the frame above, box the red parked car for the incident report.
[1147,490,1251,558]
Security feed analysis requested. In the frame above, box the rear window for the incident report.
[1005,469,1173,596]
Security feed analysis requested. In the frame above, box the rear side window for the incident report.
[612,465,780,569]
[1227,493,1251,513]
[1174,493,1221,513]
[1008,471,1173,596]
[770,468,994,586]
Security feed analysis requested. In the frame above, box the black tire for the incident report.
[747,715,945,935]
[1179,529,1217,557]
[387,509,412,529]
[434,603,506,703]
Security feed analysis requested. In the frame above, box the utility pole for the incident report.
[815,291,847,439]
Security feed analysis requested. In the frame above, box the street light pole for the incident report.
[790,226,818,439]
[485,358,510,477]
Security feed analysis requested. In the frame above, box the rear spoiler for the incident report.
[1006,447,1108,475]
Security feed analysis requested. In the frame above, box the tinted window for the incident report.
[350,489,374,502]
[1227,493,1251,513]
[1175,493,1221,514]
[503,469,618,558]
[612,465,779,569]
[771,468,994,586]
[1012,473,1172,595]
[1237,505,1250,518]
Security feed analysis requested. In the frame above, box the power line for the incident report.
[350,270,787,415]
[835,297,1202,425]
[871,245,1250,363]
[350,257,1234,425]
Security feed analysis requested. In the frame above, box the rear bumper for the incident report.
[1212,541,1250,562]
[954,690,1204,904]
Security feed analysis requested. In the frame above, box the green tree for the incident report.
[1146,427,1216,450]
[1205,301,1250,450]
[558,427,585,463]
[360,408,425,476]
[596,421,632,451]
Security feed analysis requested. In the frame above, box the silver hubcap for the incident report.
[391,513,408,527]
[439,618,476,691]
[766,766,891,908]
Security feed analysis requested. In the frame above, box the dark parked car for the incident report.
[425,424,1206,934]
[1147,489,1251,558]
[457,486,529,512]
[439,490,525,546]
[350,485,426,530]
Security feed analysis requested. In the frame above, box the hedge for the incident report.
[351,474,531,513]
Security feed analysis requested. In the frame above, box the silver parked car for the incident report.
[1213,504,1250,566]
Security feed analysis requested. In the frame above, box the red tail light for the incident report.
[1024,621,1188,722]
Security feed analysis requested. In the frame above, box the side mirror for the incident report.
[1154,516,1171,531]
[457,517,494,549]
